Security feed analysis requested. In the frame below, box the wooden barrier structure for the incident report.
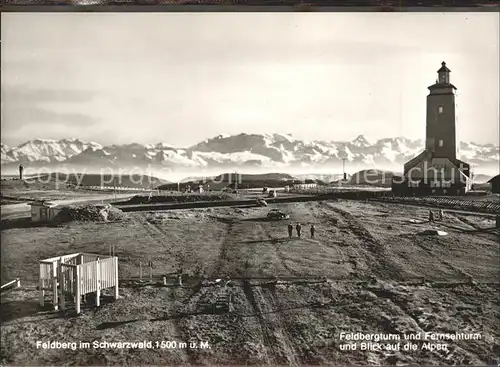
[288,187,500,215]
[1,278,21,292]
[39,253,118,314]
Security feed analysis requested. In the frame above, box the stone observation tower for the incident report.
[392,62,471,196]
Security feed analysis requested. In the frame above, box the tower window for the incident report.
[438,106,444,114]
[439,140,444,147]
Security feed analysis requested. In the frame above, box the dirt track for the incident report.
[1,200,499,365]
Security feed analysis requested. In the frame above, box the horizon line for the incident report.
[2,133,499,148]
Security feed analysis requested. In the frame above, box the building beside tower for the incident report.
[392,62,471,196]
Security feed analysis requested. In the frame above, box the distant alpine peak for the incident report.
[351,134,372,146]
[31,138,58,143]
[60,137,85,143]
[22,137,100,146]
[272,133,296,143]
[155,142,176,149]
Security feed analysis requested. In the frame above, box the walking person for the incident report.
[296,223,302,238]
[310,224,315,238]
[429,210,434,223]
[438,209,444,221]
[287,223,293,239]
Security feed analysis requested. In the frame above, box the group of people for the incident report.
[429,209,444,222]
[287,223,315,239]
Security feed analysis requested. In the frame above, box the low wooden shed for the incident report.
[488,175,500,194]
[29,201,62,222]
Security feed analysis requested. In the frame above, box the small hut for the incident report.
[29,201,62,222]
[194,185,204,193]
[488,175,500,194]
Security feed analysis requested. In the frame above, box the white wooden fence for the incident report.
[39,253,118,314]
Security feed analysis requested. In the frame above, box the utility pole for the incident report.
[342,158,347,181]
[149,170,153,196]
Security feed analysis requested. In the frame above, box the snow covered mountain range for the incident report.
[2,134,499,176]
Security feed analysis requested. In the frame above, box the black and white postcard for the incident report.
[1,12,499,366]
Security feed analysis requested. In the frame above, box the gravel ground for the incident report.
[1,200,498,365]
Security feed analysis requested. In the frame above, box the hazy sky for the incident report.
[1,12,499,147]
